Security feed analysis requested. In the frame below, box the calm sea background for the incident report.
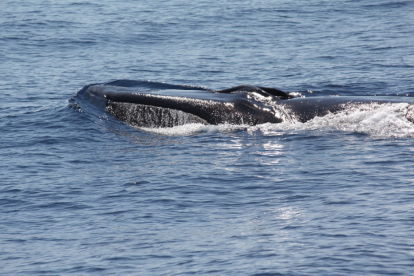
[2,0,414,275]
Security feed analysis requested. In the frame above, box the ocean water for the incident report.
[2,0,414,275]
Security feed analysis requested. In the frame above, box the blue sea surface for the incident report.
[2,0,414,275]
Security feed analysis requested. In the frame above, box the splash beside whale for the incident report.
[75,79,414,128]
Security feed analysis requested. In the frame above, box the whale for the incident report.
[75,79,414,128]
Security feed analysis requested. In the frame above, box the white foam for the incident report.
[138,123,248,136]
[252,103,414,139]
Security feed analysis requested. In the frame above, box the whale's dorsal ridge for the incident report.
[215,84,293,99]
[257,86,295,100]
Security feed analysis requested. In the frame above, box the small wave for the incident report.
[139,123,248,136]
[137,103,414,138]
[252,103,414,139]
